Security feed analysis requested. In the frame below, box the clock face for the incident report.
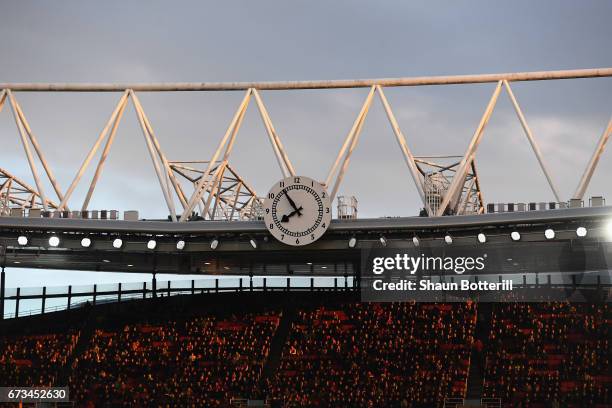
[263,176,332,246]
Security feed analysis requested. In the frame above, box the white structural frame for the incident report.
[0,68,610,219]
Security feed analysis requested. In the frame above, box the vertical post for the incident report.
[310,277,314,291]
[262,278,266,292]
[286,277,290,291]
[0,266,5,320]
[191,279,195,295]
[167,280,171,297]
[215,278,219,293]
[41,286,46,315]
[152,273,157,298]
[334,278,338,290]
[93,284,97,306]
[67,285,72,310]
[142,282,147,299]
[15,287,20,318]
[118,283,122,303]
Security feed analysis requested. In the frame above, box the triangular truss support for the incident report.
[179,88,296,222]
[0,89,66,211]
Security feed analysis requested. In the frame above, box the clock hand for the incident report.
[281,206,304,222]
[285,192,303,216]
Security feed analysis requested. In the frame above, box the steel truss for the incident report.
[0,166,58,215]
[0,68,610,220]
[169,161,263,221]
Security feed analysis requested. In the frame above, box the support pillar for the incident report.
[152,273,157,298]
[0,267,5,320]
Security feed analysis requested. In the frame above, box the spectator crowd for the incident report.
[0,298,609,407]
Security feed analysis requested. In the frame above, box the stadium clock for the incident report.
[263,176,332,246]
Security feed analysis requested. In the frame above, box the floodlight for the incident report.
[477,233,487,244]
[147,240,157,250]
[49,236,60,247]
[81,237,92,248]
[176,240,186,250]
[17,236,28,246]
[511,231,521,241]
[379,236,387,247]
[606,220,612,241]
[210,238,219,250]
[249,239,257,249]
[444,235,453,245]
[412,236,420,247]
[113,238,123,249]
[348,237,357,248]
[544,229,555,240]
[576,227,587,238]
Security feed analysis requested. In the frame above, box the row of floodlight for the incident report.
[11,224,605,250]
[14,235,256,251]
[347,226,593,248]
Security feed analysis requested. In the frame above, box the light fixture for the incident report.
[412,236,420,247]
[249,239,257,249]
[48,236,60,247]
[348,237,357,248]
[606,220,612,241]
[477,233,487,244]
[102,259,111,263]
[511,231,521,241]
[544,228,555,240]
[81,237,92,248]
[210,238,219,250]
[306,262,313,265]
[113,238,123,249]
[444,235,453,245]
[576,227,587,238]
[127,264,134,267]
[147,240,157,250]
[17,236,28,246]
[176,240,186,250]
[379,236,387,247]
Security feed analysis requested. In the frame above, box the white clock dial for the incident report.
[263,176,332,246]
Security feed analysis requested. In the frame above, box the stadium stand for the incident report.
[0,292,609,407]
[483,302,610,408]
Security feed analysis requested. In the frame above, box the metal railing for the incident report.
[1,276,355,320]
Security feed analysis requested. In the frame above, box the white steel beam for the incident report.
[6,90,48,211]
[573,115,612,200]
[376,86,432,215]
[180,89,252,221]
[435,81,503,216]
[59,91,129,210]
[503,80,561,202]
[2,68,610,91]
[252,89,296,178]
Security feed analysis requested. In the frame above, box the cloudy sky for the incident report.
[1,1,611,291]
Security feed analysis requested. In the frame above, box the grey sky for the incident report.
[1,0,611,290]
